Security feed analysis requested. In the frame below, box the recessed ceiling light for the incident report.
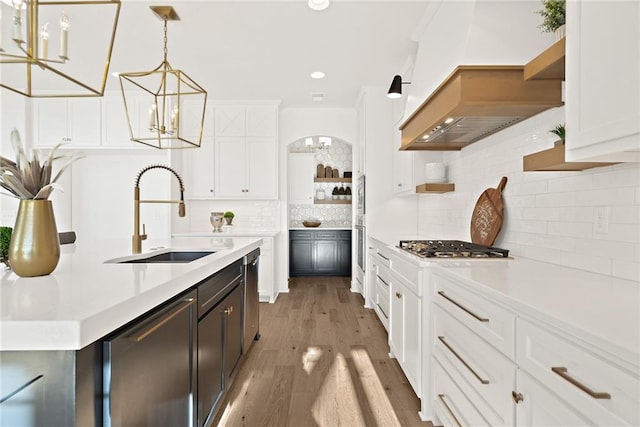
[310,71,325,79]
[308,0,330,11]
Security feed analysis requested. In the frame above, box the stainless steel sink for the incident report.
[117,251,216,264]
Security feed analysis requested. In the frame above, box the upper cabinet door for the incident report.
[33,98,101,148]
[565,1,640,162]
[246,106,277,137]
[215,137,247,197]
[246,137,278,199]
[215,107,246,137]
[288,153,315,204]
[102,94,132,148]
[33,99,69,147]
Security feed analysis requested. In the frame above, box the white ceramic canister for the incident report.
[425,162,446,183]
[316,189,326,200]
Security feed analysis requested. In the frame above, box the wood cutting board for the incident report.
[470,176,508,246]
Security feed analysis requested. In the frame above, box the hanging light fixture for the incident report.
[118,6,207,149]
[0,0,121,97]
[387,74,411,99]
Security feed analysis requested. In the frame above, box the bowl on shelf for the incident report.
[303,220,322,228]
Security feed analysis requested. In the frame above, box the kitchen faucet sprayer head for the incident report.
[178,201,186,217]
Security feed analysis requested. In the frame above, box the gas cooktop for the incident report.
[398,240,510,259]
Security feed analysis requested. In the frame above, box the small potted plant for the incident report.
[549,123,565,146]
[223,211,235,225]
[536,0,566,40]
[0,226,12,268]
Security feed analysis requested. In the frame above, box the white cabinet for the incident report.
[257,236,275,303]
[215,137,277,199]
[180,101,216,198]
[515,318,637,426]
[213,104,278,199]
[565,1,640,162]
[33,98,101,148]
[182,138,215,198]
[102,94,134,148]
[514,370,592,427]
[389,275,422,395]
[288,153,315,204]
[432,270,517,427]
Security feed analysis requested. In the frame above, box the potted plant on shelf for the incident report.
[223,211,235,225]
[550,123,565,146]
[0,129,83,277]
[536,0,566,41]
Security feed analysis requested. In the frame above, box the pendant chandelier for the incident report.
[118,6,207,149]
[0,0,121,97]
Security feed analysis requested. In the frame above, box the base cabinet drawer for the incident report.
[516,318,638,426]
[434,304,515,426]
[433,272,515,359]
[434,357,490,427]
[515,370,594,427]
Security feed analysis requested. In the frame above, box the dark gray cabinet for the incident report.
[289,230,352,276]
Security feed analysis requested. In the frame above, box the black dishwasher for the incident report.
[243,248,260,353]
[197,259,243,427]
[103,289,198,427]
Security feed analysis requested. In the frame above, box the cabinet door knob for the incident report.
[512,391,524,404]
[224,306,234,315]
[395,292,402,298]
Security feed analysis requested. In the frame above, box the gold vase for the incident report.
[9,199,60,277]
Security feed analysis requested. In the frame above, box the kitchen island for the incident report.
[0,236,262,426]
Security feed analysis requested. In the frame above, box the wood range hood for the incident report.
[399,66,563,151]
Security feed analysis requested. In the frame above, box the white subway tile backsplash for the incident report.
[418,108,640,281]
[611,206,640,224]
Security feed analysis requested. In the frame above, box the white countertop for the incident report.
[0,237,262,351]
[369,235,640,367]
[173,230,279,237]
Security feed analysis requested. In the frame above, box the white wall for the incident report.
[362,86,419,243]
[417,106,640,282]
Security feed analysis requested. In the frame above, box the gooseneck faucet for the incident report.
[133,164,186,254]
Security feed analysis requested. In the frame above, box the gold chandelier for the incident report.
[0,0,121,97]
[118,6,207,149]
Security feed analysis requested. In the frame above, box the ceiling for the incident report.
[104,0,429,108]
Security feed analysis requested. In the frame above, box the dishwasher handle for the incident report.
[128,297,196,342]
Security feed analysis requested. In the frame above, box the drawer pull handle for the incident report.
[378,252,390,261]
[437,394,462,427]
[437,291,489,322]
[512,390,524,404]
[438,336,490,385]
[551,367,611,399]
[376,275,389,286]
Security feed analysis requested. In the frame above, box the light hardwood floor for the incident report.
[215,277,432,427]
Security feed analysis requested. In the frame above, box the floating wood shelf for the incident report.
[314,199,352,204]
[415,183,455,193]
[314,177,353,183]
[523,144,617,171]
[524,38,566,81]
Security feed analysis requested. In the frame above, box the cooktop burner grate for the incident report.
[398,240,510,258]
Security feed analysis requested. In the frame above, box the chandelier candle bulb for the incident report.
[40,24,48,59]
[12,0,23,42]
[149,105,157,130]
[59,14,69,59]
